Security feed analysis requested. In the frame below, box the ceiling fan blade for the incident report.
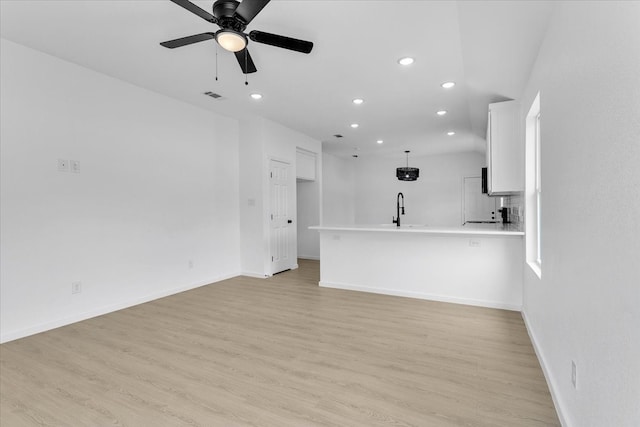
[234,49,258,74]
[249,30,313,54]
[171,0,218,24]
[169,0,217,23]
[160,32,215,48]
[234,0,270,25]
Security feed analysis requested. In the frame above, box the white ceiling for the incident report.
[0,0,555,160]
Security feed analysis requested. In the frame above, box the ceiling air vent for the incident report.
[203,91,226,100]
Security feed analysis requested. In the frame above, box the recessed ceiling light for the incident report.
[436,110,447,116]
[447,131,456,136]
[250,93,262,100]
[441,82,456,89]
[352,98,364,105]
[350,123,359,129]
[398,57,414,66]
[377,140,384,144]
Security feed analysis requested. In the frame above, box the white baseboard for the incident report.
[319,281,521,311]
[241,271,269,278]
[0,272,240,344]
[522,310,569,427]
[298,255,320,261]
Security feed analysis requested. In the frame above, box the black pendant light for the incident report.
[396,150,419,181]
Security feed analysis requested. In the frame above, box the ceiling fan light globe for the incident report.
[216,30,247,52]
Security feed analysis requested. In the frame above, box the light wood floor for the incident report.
[1,259,559,426]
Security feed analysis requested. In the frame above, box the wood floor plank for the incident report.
[0,259,559,426]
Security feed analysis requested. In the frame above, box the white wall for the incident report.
[353,152,486,226]
[239,117,322,275]
[519,3,640,426]
[0,39,241,343]
[297,179,320,259]
[322,152,356,224]
[238,118,266,277]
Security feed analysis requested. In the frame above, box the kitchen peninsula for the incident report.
[310,224,524,310]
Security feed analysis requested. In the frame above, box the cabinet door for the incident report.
[487,101,523,194]
[296,150,316,181]
[487,110,494,192]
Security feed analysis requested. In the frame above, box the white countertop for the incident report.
[310,223,524,236]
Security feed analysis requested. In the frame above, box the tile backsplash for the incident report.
[501,193,524,230]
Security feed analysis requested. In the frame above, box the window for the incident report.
[535,111,542,265]
[526,92,542,277]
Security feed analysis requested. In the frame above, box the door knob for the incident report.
[287,220,293,224]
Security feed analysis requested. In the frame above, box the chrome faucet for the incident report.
[393,192,405,227]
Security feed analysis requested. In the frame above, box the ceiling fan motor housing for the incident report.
[213,0,245,31]
[213,0,238,18]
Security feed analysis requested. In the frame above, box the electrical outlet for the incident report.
[58,159,69,172]
[188,260,194,269]
[71,281,82,294]
[571,360,577,389]
[469,239,481,247]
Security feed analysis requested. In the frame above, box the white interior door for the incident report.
[463,176,498,223]
[270,159,294,274]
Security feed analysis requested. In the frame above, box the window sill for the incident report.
[527,260,542,279]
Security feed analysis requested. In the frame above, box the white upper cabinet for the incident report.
[486,100,524,195]
[296,149,316,181]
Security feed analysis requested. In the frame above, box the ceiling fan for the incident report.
[160,0,314,75]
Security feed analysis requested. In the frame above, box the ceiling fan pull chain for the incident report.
[215,43,219,81]
[244,49,249,86]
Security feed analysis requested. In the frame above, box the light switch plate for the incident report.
[71,281,82,294]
